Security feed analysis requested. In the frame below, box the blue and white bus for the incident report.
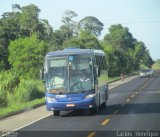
[43,48,109,116]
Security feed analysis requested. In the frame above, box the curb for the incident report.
[0,102,45,120]
[109,75,139,90]
[108,73,138,83]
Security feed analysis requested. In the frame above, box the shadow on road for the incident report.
[100,102,160,115]
[60,102,160,117]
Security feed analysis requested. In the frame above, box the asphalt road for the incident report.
[15,71,160,137]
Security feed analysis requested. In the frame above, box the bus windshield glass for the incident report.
[69,54,93,93]
[46,54,93,94]
[47,57,68,93]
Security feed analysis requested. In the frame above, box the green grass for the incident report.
[108,76,120,83]
[152,63,160,70]
[108,71,138,83]
[0,97,45,118]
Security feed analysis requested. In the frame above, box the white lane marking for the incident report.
[135,92,139,95]
[126,99,130,102]
[2,113,54,136]
[14,113,52,131]
[113,110,119,114]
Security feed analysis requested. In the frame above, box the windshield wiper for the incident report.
[70,81,80,90]
[58,91,63,95]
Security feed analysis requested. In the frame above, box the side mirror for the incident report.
[40,68,46,83]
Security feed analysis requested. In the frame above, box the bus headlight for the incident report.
[46,97,57,103]
[85,93,95,98]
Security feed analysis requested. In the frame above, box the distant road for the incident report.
[14,71,160,137]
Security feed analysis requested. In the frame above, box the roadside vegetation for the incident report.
[152,59,160,70]
[0,4,154,117]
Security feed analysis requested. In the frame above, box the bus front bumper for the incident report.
[46,98,96,111]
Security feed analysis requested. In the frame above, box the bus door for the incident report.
[97,70,108,105]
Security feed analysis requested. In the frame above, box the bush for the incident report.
[0,70,19,107]
[8,34,47,79]
[0,89,7,107]
[8,78,44,106]
[0,70,19,93]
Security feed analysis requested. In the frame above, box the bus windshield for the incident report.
[46,54,94,94]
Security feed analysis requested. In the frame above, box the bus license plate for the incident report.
[66,104,75,107]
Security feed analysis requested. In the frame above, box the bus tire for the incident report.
[101,101,107,108]
[93,104,100,113]
[95,106,100,112]
[89,107,99,115]
[53,110,60,116]
[102,93,108,109]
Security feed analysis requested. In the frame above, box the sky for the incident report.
[0,0,160,60]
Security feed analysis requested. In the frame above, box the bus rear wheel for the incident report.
[101,101,107,108]
[53,110,60,116]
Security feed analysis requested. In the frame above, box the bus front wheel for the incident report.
[91,106,99,114]
[53,110,60,116]
[87,107,99,115]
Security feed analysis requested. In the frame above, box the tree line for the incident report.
[0,4,154,107]
[0,4,154,78]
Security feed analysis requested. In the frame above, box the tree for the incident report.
[103,44,129,76]
[50,30,65,50]
[104,24,135,50]
[19,4,40,36]
[8,34,47,78]
[12,4,21,11]
[38,19,53,42]
[0,4,53,70]
[61,10,78,39]
[63,30,102,49]
[142,50,154,68]
[62,10,77,26]
[157,59,160,64]
[102,24,153,76]
[0,11,21,70]
[78,16,104,37]
[152,59,160,69]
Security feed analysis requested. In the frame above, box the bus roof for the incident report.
[46,48,105,57]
